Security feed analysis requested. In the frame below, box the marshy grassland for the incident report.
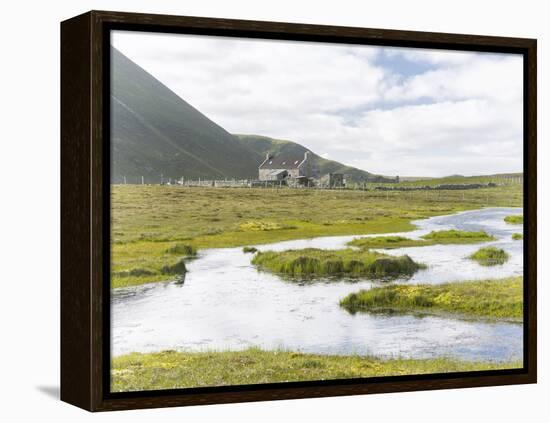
[251,248,424,278]
[111,182,522,287]
[468,247,510,266]
[504,214,524,225]
[347,230,494,249]
[512,233,524,240]
[339,277,522,320]
[111,347,521,392]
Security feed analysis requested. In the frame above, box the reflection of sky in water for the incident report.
[112,207,523,363]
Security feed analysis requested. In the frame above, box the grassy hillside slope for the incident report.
[111,48,261,182]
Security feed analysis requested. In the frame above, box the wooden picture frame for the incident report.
[61,10,537,411]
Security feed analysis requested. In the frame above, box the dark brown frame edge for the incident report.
[61,10,537,412]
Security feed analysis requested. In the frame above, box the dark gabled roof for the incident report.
[259,153,304,169]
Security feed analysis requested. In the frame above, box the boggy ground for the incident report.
[111,182,522,288]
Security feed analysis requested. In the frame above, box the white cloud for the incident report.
[112,31,523,177]
[385,55,522,104]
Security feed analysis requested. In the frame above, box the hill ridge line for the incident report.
[112,95,227,178]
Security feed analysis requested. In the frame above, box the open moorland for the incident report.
[111,179,521,288]
[111,179,524,389]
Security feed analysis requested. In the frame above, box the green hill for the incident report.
[111,48,262,183]
[111,48,379,183]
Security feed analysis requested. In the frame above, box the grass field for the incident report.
[111,183,522,287]
[111,347,520,392]
[251,248,423,278]
[340,277,522,320]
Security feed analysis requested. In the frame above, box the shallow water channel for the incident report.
[112,207,523,362]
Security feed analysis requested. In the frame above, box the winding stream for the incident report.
[112,207,523,362]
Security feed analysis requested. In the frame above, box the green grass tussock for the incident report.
[111,347,521,392]
[242,246,258,253]
[251,248,424,278]
[469,247,509,266]
[165,243,197,256]
[504,215,523,224]
[160,258,188,275]
[340,276,522,320]
[512,233,523,240]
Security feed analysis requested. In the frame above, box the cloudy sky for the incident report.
[112,31,523,177]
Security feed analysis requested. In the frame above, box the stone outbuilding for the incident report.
[320,173,345,188]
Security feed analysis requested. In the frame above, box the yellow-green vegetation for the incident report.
[348,230,494,249]
[243,246,258,253]
[111,183,522,287]
[251,248,423,278]
[111,347,520,392]
[504,215,523,224]
[469,247,510,266]
[340,277,522,321]
[422,229,494,242]
[512,233,523,240]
